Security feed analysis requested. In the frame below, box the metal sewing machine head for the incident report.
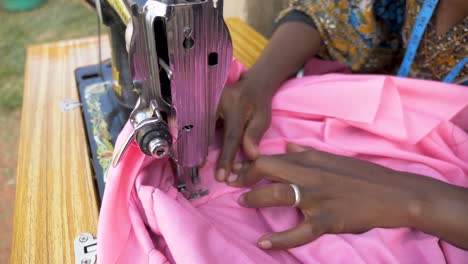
[112,0,232,200]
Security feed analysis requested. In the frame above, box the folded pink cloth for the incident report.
[98,58,468,264]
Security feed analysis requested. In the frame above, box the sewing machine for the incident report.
[79,0,232,200]
[11,1,267,260]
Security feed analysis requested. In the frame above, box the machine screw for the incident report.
[79,235,88,243]
[81,258,92,264]
[183,125,194,132]
[184,27,193,37]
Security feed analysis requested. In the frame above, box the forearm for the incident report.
[244,22,322,96]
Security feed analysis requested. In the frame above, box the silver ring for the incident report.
[290,184,301,207]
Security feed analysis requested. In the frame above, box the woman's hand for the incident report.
[216,72,273,182]
[215,22,323,182]
[229,143,468,250]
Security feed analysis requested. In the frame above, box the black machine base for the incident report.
[75,61,132,201]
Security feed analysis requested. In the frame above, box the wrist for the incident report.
[367,169,468,249]
[394,172,433,229]
[241,68,283,98]
[396,172,468,232]
[372,170,431,229]
[409,179,468,231]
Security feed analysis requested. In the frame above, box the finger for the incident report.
[216,106,247,181]
[292,146,371,177]
[254,156,314,184]
[283,144,325,168]
[227,155,295,187]
[228,154,315,187]
[257,221,323,250]
[227,160,274,187]
[238,183,296,208]
[243,111,271,160]
[284,144,344,173]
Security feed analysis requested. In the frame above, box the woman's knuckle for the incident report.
[258,156,274,168]
[225,132,238,142]
[305,150,320,161]
[326,217,344,234]
[304,221,318,236]
[272,184,290,202]
[253,157,266,172]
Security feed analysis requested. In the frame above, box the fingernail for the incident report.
[238,194,247,206]
[258,240,272,249]
[233,163,242,171]
[227,173,238,183]
[216,169,226,181]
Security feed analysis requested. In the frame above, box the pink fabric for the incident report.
[98,58,468,264]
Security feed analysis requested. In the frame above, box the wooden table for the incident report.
[10,18,267,263]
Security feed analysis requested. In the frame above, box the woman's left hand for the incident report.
[228,143,428,250]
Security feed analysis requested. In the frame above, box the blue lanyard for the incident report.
[397,0,468,83]
[443,57,468,83]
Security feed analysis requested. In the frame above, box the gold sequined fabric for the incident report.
[403,0,468,83]
[278,0,403,73]
[279,0,468,84]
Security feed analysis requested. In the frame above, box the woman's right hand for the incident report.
[216,71,274,182]
[215,21,323,182]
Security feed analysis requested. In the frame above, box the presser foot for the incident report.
[177,184,209,201]
[176,165,209,200]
